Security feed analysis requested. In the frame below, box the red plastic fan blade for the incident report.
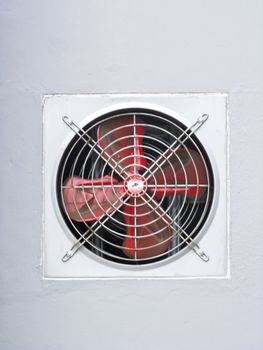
[97,115,147,174]
[148,148,207,200]
[62,176,126,222]
[122,197,172,259]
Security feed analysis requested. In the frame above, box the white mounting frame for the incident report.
[42,93,229,279]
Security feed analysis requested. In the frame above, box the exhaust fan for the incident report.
[43,94,228,279]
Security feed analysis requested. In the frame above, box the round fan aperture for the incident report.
[57,109,214,265]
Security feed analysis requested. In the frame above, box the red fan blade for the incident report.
[148,148,207,200]
[97,115,147,174]
[62,176,126,222]
[122,197,172,259]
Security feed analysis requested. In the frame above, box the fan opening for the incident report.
[56,108,214,265]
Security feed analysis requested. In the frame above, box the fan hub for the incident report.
[126,175,145,195]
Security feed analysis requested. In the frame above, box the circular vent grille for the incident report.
[57,108,214,265]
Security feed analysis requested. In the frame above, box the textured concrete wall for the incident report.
[1,1,263,349]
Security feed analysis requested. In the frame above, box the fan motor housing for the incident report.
[43,93,229,279]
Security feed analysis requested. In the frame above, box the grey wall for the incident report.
[1,0,263,349]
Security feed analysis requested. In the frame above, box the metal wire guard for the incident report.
[58,110,213,264]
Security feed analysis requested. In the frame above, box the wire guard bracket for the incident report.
[62,240,83,262]
[189,241,209,262]
[62,115,90,140]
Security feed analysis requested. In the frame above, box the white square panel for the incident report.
[42,93,229,279]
